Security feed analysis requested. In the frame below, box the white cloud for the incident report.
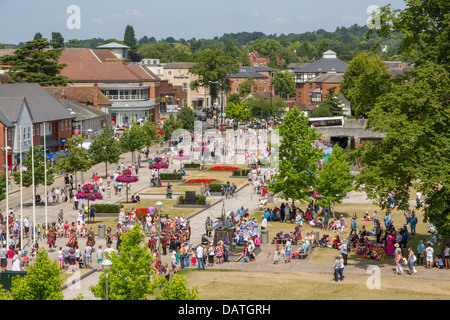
[252,11,259,16]
[268,18,286,24]
[298,15,310,22]
[109,9,146,19]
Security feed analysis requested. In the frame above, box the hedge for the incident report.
[177,195,207,205]
[160,173,183,180]
[93,204,121,213]
[208,183,223,193]
[183,163,201,168]
[232,169,251,176]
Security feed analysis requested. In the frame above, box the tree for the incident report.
[268,108,323,205]
[142,117,161,148]
[157,274,201,300]
[33,33,43,40]
[13,146,55,198]
[55,135,92,188]
[227,93,241,105]
[340,52,391,117]
[139,42,178,62]
[310,104,332,118]
[90,223,157,300]
[89,125,122,176]
[177,106,196,132]
[51,32,64,48]
[10,249,64,300]
[368,0,450,69]
[317,87,343,117]
[315,146,353,217]
[189,49,239,105]
[271,71,296,98]
[238,76,254,96]
[0,173,6,203]
[347,62,450,236]
[0,38,72,86]
[123,25,138,50]
[247,96,286,120]
[162,114,182,141]
[119,122,148,165]
[225,101,251,122]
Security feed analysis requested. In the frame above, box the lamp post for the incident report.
[0,140,11,245]
[155,201,163,256]
[101,259,113,300]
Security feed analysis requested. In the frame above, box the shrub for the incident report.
[177,195,206,205]
[160,173,183,180]
[209,166,239,171]
[183,163,201,168]
[93,204,120,213]
[232,169,251,176]
[208,183,223,192]
[185,179,217,184]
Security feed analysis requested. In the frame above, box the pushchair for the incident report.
[319,234,329,248]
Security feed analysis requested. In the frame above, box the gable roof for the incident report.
[0,83,75,123]
[229,67,268,79]
[60,99,108,121]
[68,87,111,105]
[58,49,159,82]
[0,97,28,127]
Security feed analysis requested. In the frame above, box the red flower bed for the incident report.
[185,179,217,184]
[209,166,239,171]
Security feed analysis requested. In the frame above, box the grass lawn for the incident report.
[118,198,201,219]
[181,269,450,300]
[141,164,250,194]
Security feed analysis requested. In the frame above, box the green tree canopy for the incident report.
[177,106,196,132]
[225,101,251,122]
[189,49,239,103]
[10,249,64,300]
[271,71,296,98]
[315,146,353,216]
[89,125,122,176]
[90,223,157,300]
[0,38,73,86]
[268,108,323,205]
[238,76,254,97]
[119,122,148,165]
[123,25,138,50]
[51,32,64,48]
[317,87,344,117]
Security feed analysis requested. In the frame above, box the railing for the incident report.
[106,95,148,101]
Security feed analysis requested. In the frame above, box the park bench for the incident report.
[297,243,312,259]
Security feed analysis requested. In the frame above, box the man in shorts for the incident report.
[0,244,7,271]
[425,244,434,269]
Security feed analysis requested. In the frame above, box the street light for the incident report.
[155,201,163,256]
[101,259,113,300]
[0,143,11,245]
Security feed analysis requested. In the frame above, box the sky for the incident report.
[0,0,406,44]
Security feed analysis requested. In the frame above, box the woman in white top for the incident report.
[12,251,21,271]
[57,247,64,270]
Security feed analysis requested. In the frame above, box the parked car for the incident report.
[114,127,125,135]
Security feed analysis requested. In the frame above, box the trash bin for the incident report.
[261,229,269,244]
[0,271,27,291]
[98,224,106,238]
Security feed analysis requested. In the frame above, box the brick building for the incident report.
[0,83,75,171]
[229,66,275,97]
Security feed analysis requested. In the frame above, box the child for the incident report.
[96,245,103,272]
[190,248,197,266]
[434,255,444,269]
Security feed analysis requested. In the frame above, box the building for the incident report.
[57,47,162,127]
[140,59,166,77]
[248,51,269,67]
[229,66,274,96]
[294,50,348,112]
[96,42,130,60]
[161,62,213,111]
[383,61,414,78]
[0,83,75,170]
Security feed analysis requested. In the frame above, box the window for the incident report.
[168,71,172,76]
[235,79,239,83]
[66,119,68,130]
[298,92,301,97]
[61,121,64,131]
[27,127,31,140]
[309,83,313,88]
[182,83,188,92]
[8,128,11,141]
[235,87,239,93]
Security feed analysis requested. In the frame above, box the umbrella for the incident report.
[158,130,163,135]
[226,211,236,218]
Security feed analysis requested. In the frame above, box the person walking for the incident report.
[333,256,340,282]
[444,244,450,269]
[339,239,349,266]
[407,247,417,275]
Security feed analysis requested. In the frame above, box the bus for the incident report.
[309,116,345,128]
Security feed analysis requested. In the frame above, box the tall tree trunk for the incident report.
[105,162,108,178]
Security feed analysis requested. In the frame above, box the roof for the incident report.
[287,62,309,70]
[110,100,156,111]
[241,66,275,73]
[96,42,130,49]
[307,73,343,83]
[0,74,12,84]
[0,49,16,58]
[294,51,347,74]
[0,83,75,123]
[163,62,197,69]
[67,87,111,105]
[59,100,108,121]
[229,67,268,79]
[58,49,159,82]
[0,97,26,127]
